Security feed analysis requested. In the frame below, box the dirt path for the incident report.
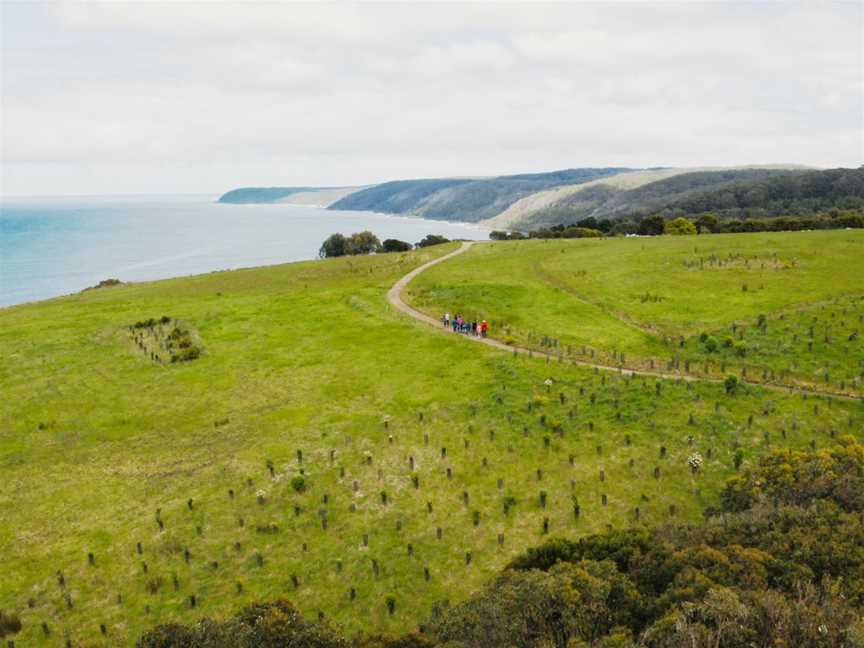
[388,241,861,402]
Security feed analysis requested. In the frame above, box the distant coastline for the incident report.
[0,196,490,308]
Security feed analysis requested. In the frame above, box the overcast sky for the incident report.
[1,2,862,197]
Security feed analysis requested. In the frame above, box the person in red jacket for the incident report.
[480,319,488,337]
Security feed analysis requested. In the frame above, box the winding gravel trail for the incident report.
[387,241,860,402]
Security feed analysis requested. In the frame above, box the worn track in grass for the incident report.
[388,241,861,402]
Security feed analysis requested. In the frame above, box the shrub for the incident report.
[136,622,196,647]
[687,453,704,473]
[345,231,381,255]
[638,215,666,236]
[733,448,744,471]
[0,610,22,638]
[355,634,437,648]
[291,476,307,493]
[172,346,201,362]
[416,234,450,248]
[664,217,697,235]
[560,226,603,239]
[381,239,412,253]
[695,213,719,233]
[724,374,739,395]
[319,233,347,258]
[139,599,351,647]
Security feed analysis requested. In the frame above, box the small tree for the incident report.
[695,213,720,233]
[291,475,307,493]
[345,231,381,255]
[733,448,745,471]
[664,217,697,235]
[638,215,666,236]
[319,233,347,258]
[724,374,739,395]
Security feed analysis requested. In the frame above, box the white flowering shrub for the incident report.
[687,453,704,473]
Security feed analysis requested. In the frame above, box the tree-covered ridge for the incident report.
[329,168,635,223]
[650,167,864,219]
[134,438,864,647]
[521,167,864,230]
[217,187,331,203]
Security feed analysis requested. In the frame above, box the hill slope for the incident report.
[2,233,861,646]
[329,168,636,222]
[505,167,863,231]
[407,230,864,397]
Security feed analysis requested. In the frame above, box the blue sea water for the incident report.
[0,195,491,308]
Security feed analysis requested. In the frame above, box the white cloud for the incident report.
[1,1,861,196]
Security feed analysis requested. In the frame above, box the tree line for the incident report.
[319,232,451,258]
[492,208,864,240]
[128,437,864,647]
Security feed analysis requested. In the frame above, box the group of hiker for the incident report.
[443,312,489,337]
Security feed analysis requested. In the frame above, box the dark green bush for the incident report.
[0,610,22,638]
[291,476,307,493]
[381,239,412,253]
[415,234,450,248]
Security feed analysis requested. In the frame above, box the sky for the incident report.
[1,1,862,197]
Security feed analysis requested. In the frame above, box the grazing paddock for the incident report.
[0,236,860,645]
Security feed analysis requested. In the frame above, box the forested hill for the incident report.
[329,167,636,222]
[517,167,864,230]
[651,166,864,217]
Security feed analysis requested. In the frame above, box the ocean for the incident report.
[0,195,491,307]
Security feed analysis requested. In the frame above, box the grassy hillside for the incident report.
[329,169,634,223]
[1,235,861,646]
[407,231,864,397]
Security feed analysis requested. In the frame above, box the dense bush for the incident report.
[137,599,350,648]
[492,224,604,240]
[344,231,381,255]
[663,217,697,235]
[320,233,348,258]
[720,435,864,513]
[490,230,527,240]
[637,215,665,236]
[415,234,451,248]
[0,610,22,638]
[319,231,382,257]
[381,238,413,252]
[533,226,604,239]
[84,277,123,291]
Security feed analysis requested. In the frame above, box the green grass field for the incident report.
[1,234,862,646]
[407,231,864,396]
